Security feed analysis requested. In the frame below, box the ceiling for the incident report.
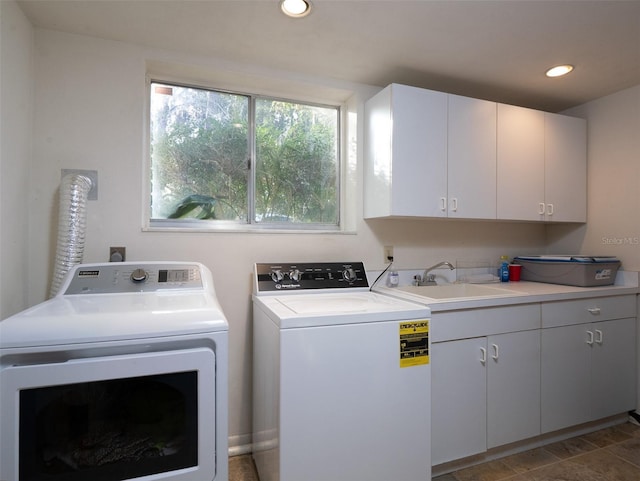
[16,0,640,112]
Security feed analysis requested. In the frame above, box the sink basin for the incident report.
[396,283,516,300]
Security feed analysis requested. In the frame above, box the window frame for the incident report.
[144,78,344,233]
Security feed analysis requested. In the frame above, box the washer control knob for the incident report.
[342,268,357,282]
[271,270,284,282]
[130,268,148,283]
[289,269,301,282]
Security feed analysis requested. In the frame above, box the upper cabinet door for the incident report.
[448,95,497,219]
[544,113,587,223]
[497,104,545,221]
[364,84,447,218]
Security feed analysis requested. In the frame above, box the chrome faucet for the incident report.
[414,261,455,286]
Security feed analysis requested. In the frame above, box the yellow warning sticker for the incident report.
[399,320,429,368]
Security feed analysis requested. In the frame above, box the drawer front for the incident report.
[542,295,637,328]
[432,304,540,342]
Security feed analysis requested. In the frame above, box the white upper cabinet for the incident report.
[364,84,447,218]
[497,107,587,222]
[497,104,545,221]
[364,84,586,222]
[448,95,497,219]
[544,113,587,222]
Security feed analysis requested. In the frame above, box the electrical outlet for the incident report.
[384,245,394,263]
[109,246,126,262]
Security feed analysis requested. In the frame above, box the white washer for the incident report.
[0,262,228,481]
[252,262,431,481]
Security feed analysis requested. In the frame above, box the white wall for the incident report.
[24,28,551,450]
[547,85,640,270]
[0,0,33,319]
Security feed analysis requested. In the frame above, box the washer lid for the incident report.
[254,291,430,328]
[0,291,228,349]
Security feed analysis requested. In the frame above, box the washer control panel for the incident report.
[62,262,203,295]
[255,262,369,292]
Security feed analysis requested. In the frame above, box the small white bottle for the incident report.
[387,270,399,287]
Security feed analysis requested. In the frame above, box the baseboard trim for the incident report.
[228,434,253,457]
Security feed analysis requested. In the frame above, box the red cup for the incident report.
[509,264,522,282]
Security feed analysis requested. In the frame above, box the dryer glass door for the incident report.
[1,348,216,481]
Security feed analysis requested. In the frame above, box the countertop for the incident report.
[373,271,640,313]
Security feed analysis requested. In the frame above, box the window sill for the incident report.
[144,219,354,235]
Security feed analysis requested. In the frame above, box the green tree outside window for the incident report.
[150,82,339,227]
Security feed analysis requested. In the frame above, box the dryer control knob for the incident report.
[131,268,148,283]
[342,268,357,282]
[271,270,284,282]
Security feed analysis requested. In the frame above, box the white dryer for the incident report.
[252,262,432,481]
[0,262,228,481]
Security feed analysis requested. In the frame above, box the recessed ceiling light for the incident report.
[280,0,311,18]
[545,65,574,78]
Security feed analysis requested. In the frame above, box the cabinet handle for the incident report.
[538,203,546,215]
[586,330,594,345]
[587,307,601,315]
[491,343,499,361]
[451,197,458,212]
[480,347,487,364]
[547,203,554,216]
[440,197,447,212]
[595,329,603,344]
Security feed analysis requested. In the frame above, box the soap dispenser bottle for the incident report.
[500,255,510,282]
[387,270,399,287]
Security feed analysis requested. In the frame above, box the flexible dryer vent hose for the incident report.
[49,174,93,298]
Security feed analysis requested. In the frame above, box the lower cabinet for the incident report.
[432,329,540,465]
[432,294,637,467]
[541,317,637,433]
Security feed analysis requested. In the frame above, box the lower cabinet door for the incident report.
[541,324,592,433]
[591,317,637,419]
[487,330,541,448]
[432,337,487,465]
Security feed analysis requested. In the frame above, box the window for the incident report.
[149,82,340,230]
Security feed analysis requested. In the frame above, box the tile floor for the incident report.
[228,422,640,481]
[434,422,640,481]
[229,453,259,481]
